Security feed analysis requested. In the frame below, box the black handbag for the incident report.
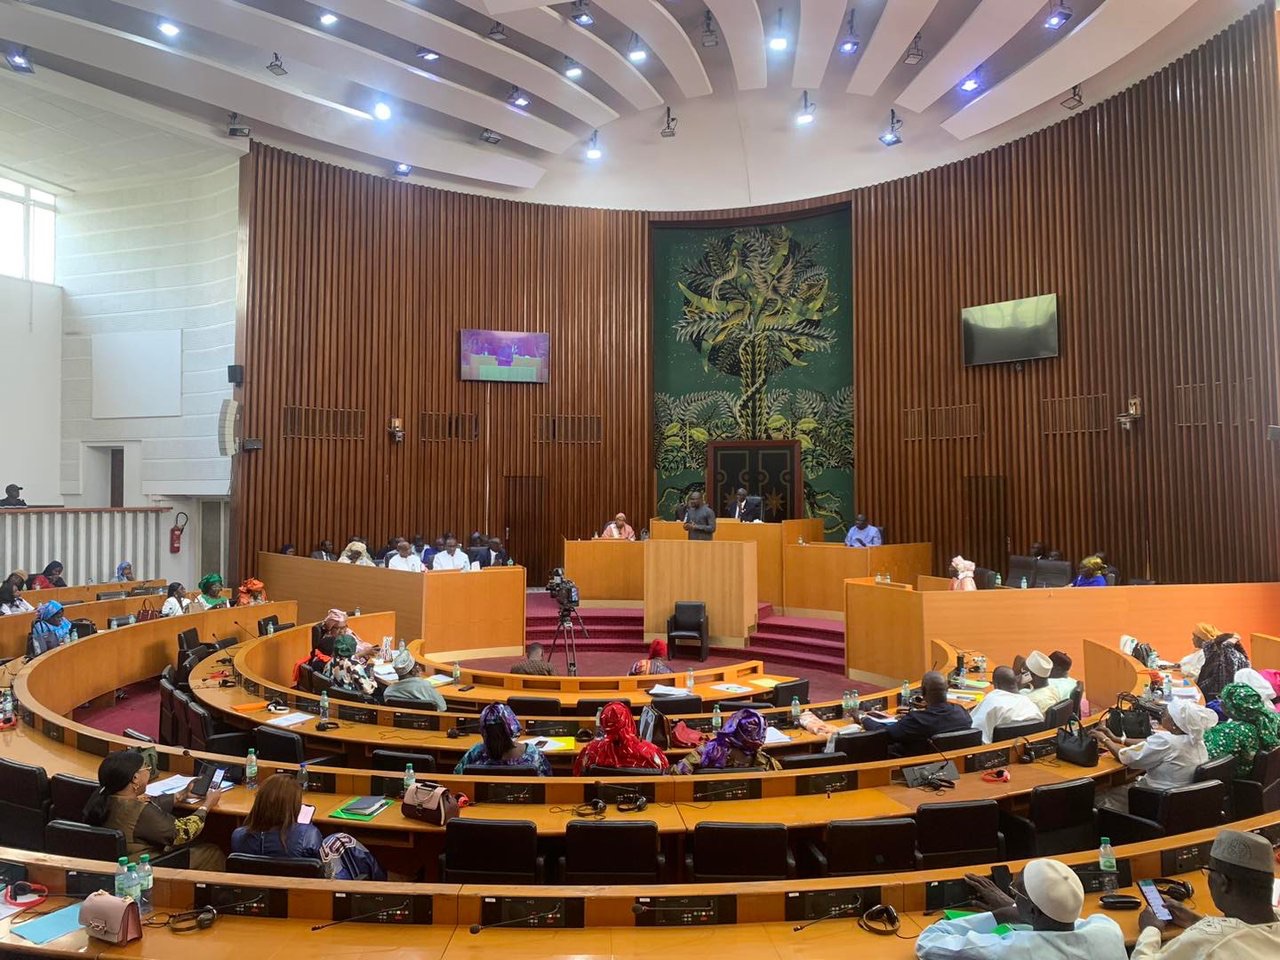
[1055,717,1099,767]
[1105,693,1154,739]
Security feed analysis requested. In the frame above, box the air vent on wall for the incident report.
[903,405,982,440]
[281,406,366,440]
[420,412,479,442]
[535,414,603,443]
[1174,379,1256,427]
[1040,394,1110,434]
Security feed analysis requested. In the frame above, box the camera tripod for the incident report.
[547,604,590,677]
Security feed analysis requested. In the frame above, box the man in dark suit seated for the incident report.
[855,671,972,757]
[479,537,510,568]
[728,487,763,521]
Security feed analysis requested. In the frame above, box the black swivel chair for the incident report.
[0,758,51,850]
[803,818,917,877]
[329,686,378,705]
[685,822,795,882]
[311,672,333,696]
[991,718,1045,741]
[227,853,324,878]
[931,728,983,751]
[256,615,279,636]
[158,676,178,745]
[831,728,890,763]
[576,698,631,717]
[439,819,544,883]
[177,628,202,655]
[188,702,251,756]
[1006,555,1036,588]
[648,695,703,717]
[915,800,1004,869]
[973,567,998,590]
[50,773,98,823]
[507,696,562,717]
[372,749,437,775]
[172,689,193,747]
[252,726,343,768]
[1034,559,1073,588]
[667,602,709,661]
[462,765,532,778]
[382,694,437,712]
[1042,699,1074,729]
[769,679,810,709]
[1235,747,1280,817]
[778,751,848,771]
[296,663,315,693]
[45,821,189,867]
[1194,755,1238,820]
[1096,780,1228,845]
[559,820,665,883]
[714,700,773,712]
[999,778,1097,858]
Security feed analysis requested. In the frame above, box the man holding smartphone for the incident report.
[1131,829,1280,958]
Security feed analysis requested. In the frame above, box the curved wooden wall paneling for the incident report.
[233,10,1280,587]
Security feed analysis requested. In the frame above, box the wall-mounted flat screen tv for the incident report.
[961,293,1059,366]
[460,329,550,383]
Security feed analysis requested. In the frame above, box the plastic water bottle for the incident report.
[353,606,361,617]
[318,692,330,722]
[1147,651,1158,670]
[382,637,392,660]
[1163,673,1174,702]
[685,668,695,691]
[398,638,407,654]
[266,620,274,636]
[1019,577,1028,589]
[595,707,604,734]
[901,680,912,705]
[123,863,140,903]
[791,697,802,722]
[297,762,309,792]
[1,689,13,725]
[711,704,722,731]
[402,763,415,797]
[851,689,860,714]
[1099,837,1118,892]
[797,537,806,546]
[136,855,153,916]
[114,857,129,898]
[452,662,462,682]
[245,748,258,790]
[841,691,852,718]
[69,627,79,643]
[994,573,1002,587]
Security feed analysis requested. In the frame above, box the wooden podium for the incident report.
[643,539,758,646]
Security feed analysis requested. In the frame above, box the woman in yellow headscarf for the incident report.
[1069,555,1108,587]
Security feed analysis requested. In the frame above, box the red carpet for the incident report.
[74,679,161,741]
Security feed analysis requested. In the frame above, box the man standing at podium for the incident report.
[682,490,717,541]
[728,487,762,521]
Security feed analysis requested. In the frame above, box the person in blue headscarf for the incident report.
[671,707,781,775]
[114,561,134,582]
[452,703,552,776]
[30,601,73,655]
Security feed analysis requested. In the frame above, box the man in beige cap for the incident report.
[1021,651,1062,714]
[1131,828,1279,958]
[916,857,1127,958]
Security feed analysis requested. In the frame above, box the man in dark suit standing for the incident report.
[682,490,717,541]
[728,487,762,521]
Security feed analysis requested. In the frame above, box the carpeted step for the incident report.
[749,631,845,653]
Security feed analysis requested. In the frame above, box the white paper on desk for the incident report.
[1170,687,1200,699]
[763,726,792,745]
[648,684,685,696]
[372,665,397,682]
[0,892,37,920]
[427,674,455,687]
[265,711,312,728]
[863,714,897,725]
[145,774,194,797]
[711,683,752,694]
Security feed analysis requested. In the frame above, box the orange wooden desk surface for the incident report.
[563,539,646,602]
[784,543,933,616]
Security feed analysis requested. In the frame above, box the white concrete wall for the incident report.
[0,275,62,505]
[56,163,239,503]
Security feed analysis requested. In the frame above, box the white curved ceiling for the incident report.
[0,0,1257,207]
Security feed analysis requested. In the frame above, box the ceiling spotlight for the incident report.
[628,33,648,64]
[700,10,719,48]
[585,130,602,161]
[794,90,815,126]
[319,12,338,26]
[879,108,903,146]
[158,21,180,38]
[1060,83,1084,110]
[838,11,859,55]
[488,21,508,41]
[393,162,411,176]
[570,0,594,27]
[226,112,251,138]
[373,101,392,121]
[1044,2,1072,29]
[959,73,980,93]
[660,106,678,139]
[415,47,440,61]
[768,7,787,51]
[5,47,34,74]
[480,128,502,144]
[507,85,530,108]
[564,58,583,80]
[903,33,924,65]
[266,52,287,76]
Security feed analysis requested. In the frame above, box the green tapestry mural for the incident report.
[653,209,854,538]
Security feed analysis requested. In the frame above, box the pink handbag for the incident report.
[79,891,142,945]
[400,782,460,826]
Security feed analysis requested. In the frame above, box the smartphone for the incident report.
[297,803,316,825]
[1138,880,1172,921]
[457,684,475,692]
[991,864,1012,895]
[189,767,226,799]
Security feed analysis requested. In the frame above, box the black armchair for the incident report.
[1000,778,1097,858]
[439,819,544,883]
[227,853,324,878]
[802,818,917,877]
[1096,780,1227,845]
[915,800,1004,869]
[685,822,794,882]
[1235,747,1280,817]
[252,726,343,769]
[667,601,709,662]
[0,758,50,850]
[50,773,98,823]
[559,820,665,883]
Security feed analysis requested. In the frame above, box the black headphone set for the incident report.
[1100,878,1194,911]
[315,721,339,731]
[558,794,650,817]
[266,698,290,714]
[857,904,900,935]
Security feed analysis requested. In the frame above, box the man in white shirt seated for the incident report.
[430,536,471,571]
[1047,650,1080,700]
[916,858,1127,959]
[970,666,1044,743]
[1021,651,1063,714]
[387,539,424,572]
[1131,829,1280,959]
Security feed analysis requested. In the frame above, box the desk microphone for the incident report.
[792,902,861,932]
[631,903,712,917]
[677,782,751,803]
[469,901,563,934]
[447,718,484,739]
[311,899,409,931]
[923,897,982,917]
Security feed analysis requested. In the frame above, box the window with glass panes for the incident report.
[0,177,55,283]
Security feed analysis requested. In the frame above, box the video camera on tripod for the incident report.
[546,568,580,614]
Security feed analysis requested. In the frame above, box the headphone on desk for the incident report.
[615,794,649,813]
[858,904,900,935]
[158,907,219,932]
[4,881,48,908]
[1152,878,1194,902]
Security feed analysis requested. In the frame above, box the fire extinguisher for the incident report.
[170,512,188,554]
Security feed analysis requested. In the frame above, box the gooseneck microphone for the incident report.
[311,899,410,931]
[792,902,861,932]
[469,901,563,934]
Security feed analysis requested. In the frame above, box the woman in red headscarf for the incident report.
[573,702,668,775]
[628,639,670,677]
